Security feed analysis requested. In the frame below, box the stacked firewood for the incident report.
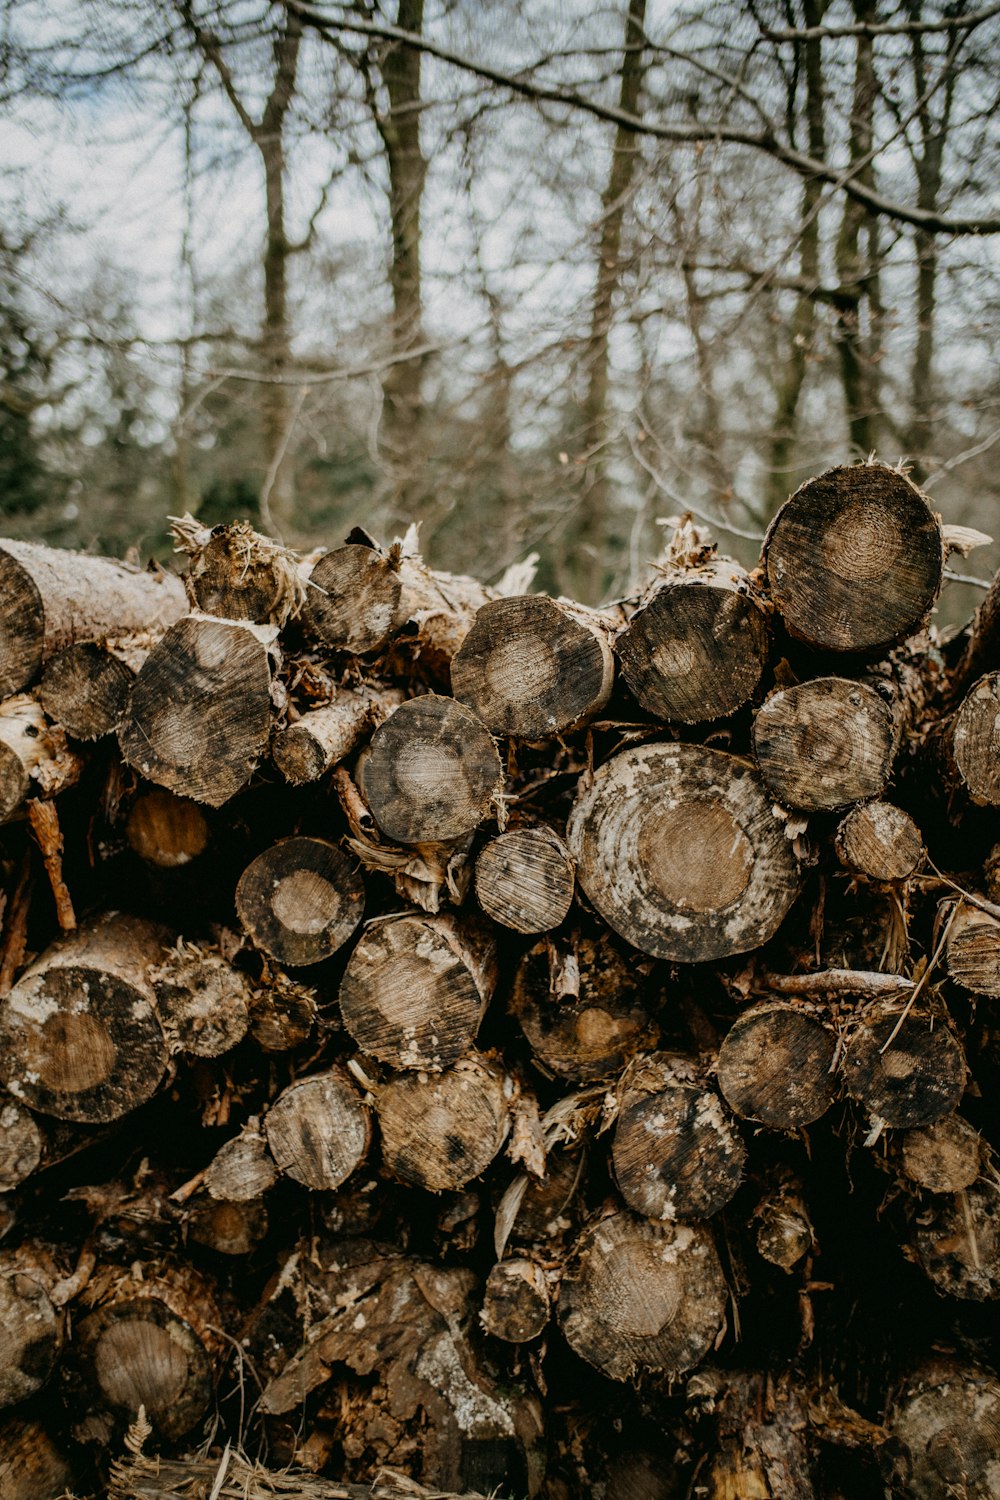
[1,461,999,1500]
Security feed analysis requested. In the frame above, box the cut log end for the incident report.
[150,945,251,1057]
[753,677,895,812]
[76,1295,214,1440]
[474,827,575,933]
[236,837,365,967]
[716,1004,837,1130]
[187,1196,269,1256]
[912,1181,1000,1301]
[304,544,404,654]
[0,548,44,697]
[0,1100,44,1190]
[952,672,1000,805]
[37,642,134,740]
[763,464,942,653]
[0,963,167,1124]
[481,1258,549,1343]
[360,694,503,845]
[377,1056,509,1192]
[612,1054,745,1221]
[616,570,768,724]
[0,1270,59,1408]
[557,1212,727,1382]
[265,1070,371,1191]
[886,1362,1000,1500]
[187,521,303,625]
[835,801,924,882]
[901,1114,982,1195]
[843,1005,966,1129]
[0,1416,72,1500]
[568,742,800,962]
[451,594,613,739]
[119,616,272,806]
[126,789,209,868]
[754,1188,814,1272]
[339,914,493,1071]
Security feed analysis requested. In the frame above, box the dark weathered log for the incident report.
[302,538,492,664]
[752,676,896,812]
[0,1263,60,1408]
[716,1003,837,1130]
[567,742,800,961]
[474,826,575,934]
[557,1210,727,1382]
[0,913,169,1122]
[338,912,495,1071]
[175,517,306,625]
[272,689,397,785]
[762,463,943,654]
[0,1097,43,1191]
[944,898,1000,997]
[835,800,924,882]
[37,638,146,740]
[119,615,273,806]
[198,1123,277,1209]
[900,1114,982,1195]
[687,1370,817,1500]
[74,1262,221,1440]
[911,1179,1000,1301]
[265,1069,371,1191]
[451,594,613,738]
[843,1004,966,1129]
[359,695,503,845]
[753,1183,815,1271]
[509,931,657,1082]
[506,1146,586,1246]
[125,788,209,867]
[247,968,317,1052]
[187,1195,269,1256]
[0,694,82,823]
[149,940,251,1057]
[616,556,769,724]
[885,1361,1000,1499]
[377,1055,509,1192]
[0,537,185,698]
[599,1452,679,1500]
[481,1256,550,1343]
[236,836,365,967]
[611,1053,745,1221]
[0,1415,72,1500]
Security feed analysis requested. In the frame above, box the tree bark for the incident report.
[0,694,82,824]
[0,538,185,698]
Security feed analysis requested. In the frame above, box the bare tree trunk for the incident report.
[765,0,827,517]
[373,0,428,524]
[834,0,879,457]
[574,0,647,603]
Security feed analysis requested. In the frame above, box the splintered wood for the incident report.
[0,462,999,1499]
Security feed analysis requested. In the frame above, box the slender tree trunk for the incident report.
[574,0,647,603]
[834,0,879,457]
[766,0,826,517]
[376,0,427,525]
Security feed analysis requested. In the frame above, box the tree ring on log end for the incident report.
[0,966,167,1123]
[952,672,1000,805]
[557,1212,726,1381]
[304,544,404,654]
[474,826,575,933]
[843,1004,965,1128]
[235,837,364,967]
[377,1055,509,1192]
[567,742,800,962]
[0,550,44,698]
[451,594,613,738]
[616,581,768,724]
[265,1070,371,1191]
[887,1362,1000,1500]
[0,1271,59,1407]
[717,1004,837,1129]
[752,677,895,812]
[76,1297,212,1440]
[763,465,942,653]
[361,695,502,844]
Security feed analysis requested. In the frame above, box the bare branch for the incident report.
[761,4,1000,41]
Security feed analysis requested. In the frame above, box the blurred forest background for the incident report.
[1,0,999,615]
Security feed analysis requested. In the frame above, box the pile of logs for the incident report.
[1,462,1000,1499]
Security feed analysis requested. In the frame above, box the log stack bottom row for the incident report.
[0,464,999,1498]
